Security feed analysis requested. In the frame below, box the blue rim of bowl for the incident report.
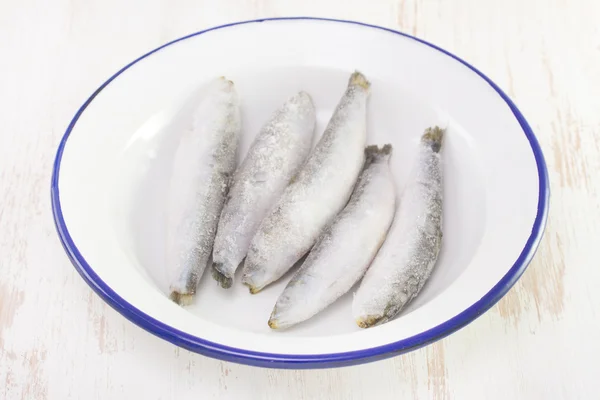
[51,17,550,369]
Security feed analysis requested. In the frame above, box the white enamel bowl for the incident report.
[51,18,549,368]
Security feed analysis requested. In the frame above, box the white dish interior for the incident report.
[57,19,539,355]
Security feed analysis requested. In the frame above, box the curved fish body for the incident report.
[268,145,396,329]
[242,71,370,294]
[212,92,316,288]
[167,77,241,305]
[353,127,445,328]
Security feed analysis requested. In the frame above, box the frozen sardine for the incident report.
[269,145,396,329]
[353,127,445,327]
[212,92,316,288]
[242,71,370,293]
[167,77,241,305]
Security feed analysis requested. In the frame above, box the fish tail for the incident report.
[349,71,371,90]
[422,126,445,153]
[169,291,194,306]
[211,263,233,289]
[364,144,393,165]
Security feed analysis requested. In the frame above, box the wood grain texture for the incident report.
[1,0,599,398]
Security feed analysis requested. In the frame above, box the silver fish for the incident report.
[242,71,370,294]
[268,145,396,329]
[212,92,316,288]
[353,127,444,328]
[167,77,241,305]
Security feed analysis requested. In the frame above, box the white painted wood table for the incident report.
[1,0,598,398]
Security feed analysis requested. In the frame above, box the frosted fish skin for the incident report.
[353,127,445,328]
[212,92,316,288]
[167,77,241,306]
[268,145,396,330]
[242,71,371,294]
